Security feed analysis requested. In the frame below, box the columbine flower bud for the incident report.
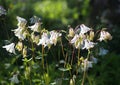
[31,33,40,44]
[89,31,94,41]
[68,28,74,37]
[70,79,74,85]
[22,46,27,57]
[16,41,23,51]
[105,31,112,40]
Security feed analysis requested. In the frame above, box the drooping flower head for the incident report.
[70,34,80,48]
[37,32,51,48]
[70,33,86,49]
[50,30,62,45]
[12,27,27,40]
[80,24,91,34]
[99,30,112,41]
[17,16,27,28]
[82,39,95,50]
[28,22,41,32]
[2,43,16,54]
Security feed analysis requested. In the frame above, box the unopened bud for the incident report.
[16,41,23,51]
[89,31,94,41]
[68,28,74,37]
[22,46,27,58]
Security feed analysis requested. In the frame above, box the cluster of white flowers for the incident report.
[68,24,112,71]
[2,16,62,56]
[37,31,62,48]
[69,24,95,49]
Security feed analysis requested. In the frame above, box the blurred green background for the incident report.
[0,0,120,85]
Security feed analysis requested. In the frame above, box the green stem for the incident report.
[60,38,65,58]
[81,49,91,85]
[81,70,86,85]
[87,74,92,85]
[78,47,80,59]
[42,45,45,69]
[61,53,67,80]
[29,76,32,85]
[31,41,35,61]
[71,48,75,66]
[87,49,91,59]
[76,47,80,76]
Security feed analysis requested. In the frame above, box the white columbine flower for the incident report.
[81,59,93,71]
[37,32,51,47]
[80,24,91,34]
[70,34,81,48]
[70,34,79,44]
[28,22,41,32]
[9,74,19,84]
[12,27,26,40]
[99,31,112,41]
[17,16,27,28]
[82,39,95,50]
[2,43,16,54]
[50,31,61,45]
[70,34,85,49]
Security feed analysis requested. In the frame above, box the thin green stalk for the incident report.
[81,49,91,85]
[42,45,45,69]
[81,70,86,85]
[61,53,67,80]
[76,47,80,76]
[71,48,75,66]
[29,76,32,85]
[31,41,35,61]
[60,38,65,58]
[87,49,91,59]
[22,76,24,85]
[78,47,80,59]
[86,74,92,85]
